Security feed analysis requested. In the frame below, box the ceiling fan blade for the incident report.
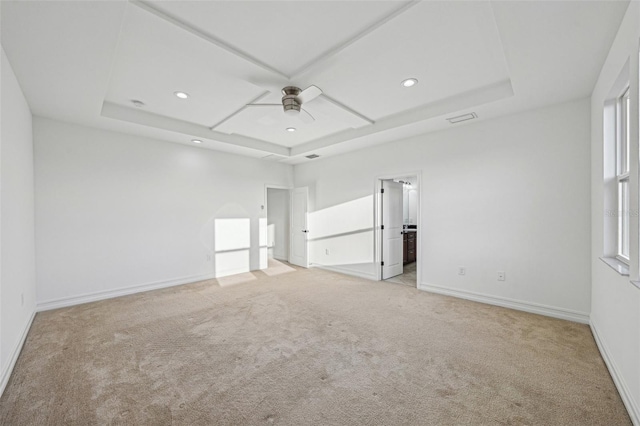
[258,114,278,126]
[244,104,282,126]
[245,103,282,108]
[298,108,315,124]
[297,85,322,104]
[245,76,288,94]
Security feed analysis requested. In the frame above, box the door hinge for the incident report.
[381,225,385,230]
[380,188,385,194]
[381,261,384,266]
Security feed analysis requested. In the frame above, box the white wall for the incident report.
[295,98,592,322]
[34,118,293,308]
[266,188,289,261]
[0,47,36,394]
[590,1,640,423]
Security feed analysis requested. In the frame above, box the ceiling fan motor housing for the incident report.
[282,86,301,115]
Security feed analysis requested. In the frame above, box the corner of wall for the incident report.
[1,43,38,399]
[590,319,640,425]
[0,311,35,398]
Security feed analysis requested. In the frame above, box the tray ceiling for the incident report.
[0,1,629,163]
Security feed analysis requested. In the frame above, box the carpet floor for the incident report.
[0,261,631,425]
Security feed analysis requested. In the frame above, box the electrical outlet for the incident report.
[207,253,212,262]
[458,266,466,276]
[325,249,330,255]
[497,271,505,281]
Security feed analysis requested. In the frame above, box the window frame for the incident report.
[616,86,631,264]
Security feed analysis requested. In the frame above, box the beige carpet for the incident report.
[0,261,630,425]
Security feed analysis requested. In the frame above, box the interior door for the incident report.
[290,187,309,267]
[382,180,403,279]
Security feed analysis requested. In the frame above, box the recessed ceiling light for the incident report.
[191,139,202,144]
[174,91,189,99]
[401,78,418,88]
[286,127,296,132]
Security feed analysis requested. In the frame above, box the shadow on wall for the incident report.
[308,195,375,269]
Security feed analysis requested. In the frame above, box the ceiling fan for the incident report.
[246,85,323,124]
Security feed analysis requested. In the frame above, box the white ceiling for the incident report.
[0,1,629,164]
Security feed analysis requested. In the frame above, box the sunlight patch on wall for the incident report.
[310,196,373,238]
[308,195,374,267]
[259,217,268,269]
[267,223,276,259]
[215,218,250,277]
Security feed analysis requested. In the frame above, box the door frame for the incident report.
[264,184,292,264]
[374,171,422,285]
[289,186,309,268]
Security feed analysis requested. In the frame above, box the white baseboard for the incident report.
[36,272,217,312]
[590,320,640,426]
[311,264,377,281]
[0,309,36,398]
[418,282,589,324]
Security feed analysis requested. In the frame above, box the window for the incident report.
[616,86,630,262]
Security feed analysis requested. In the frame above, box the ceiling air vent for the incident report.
[446,112,477,124]
[305,154,320,159]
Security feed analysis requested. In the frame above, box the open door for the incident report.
[289,187,309,267]
[382,180,403,279]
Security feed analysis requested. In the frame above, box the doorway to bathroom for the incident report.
[375,173,420,287]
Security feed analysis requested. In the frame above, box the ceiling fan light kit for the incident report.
[282,86,302,115]
[238,84,323,125]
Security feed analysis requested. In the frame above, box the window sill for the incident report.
[600,257,630,276]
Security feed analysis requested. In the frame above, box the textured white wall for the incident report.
[295,98,592,320]
[590,1,640,423]
[34,118,293,304]
[0,47,36,388]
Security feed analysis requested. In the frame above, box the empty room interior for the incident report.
[1,0,640,424]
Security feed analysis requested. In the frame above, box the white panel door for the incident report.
[382,180,403,279]
[290,187,308,267]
